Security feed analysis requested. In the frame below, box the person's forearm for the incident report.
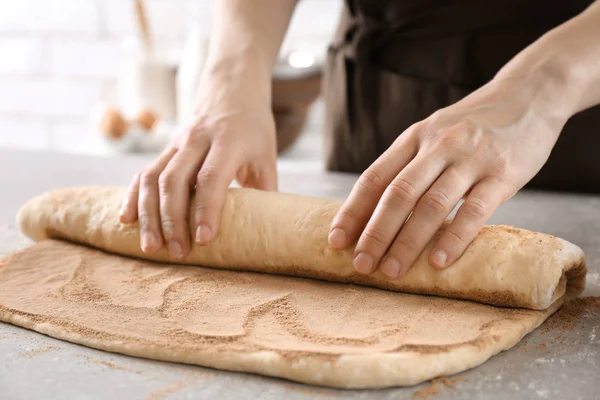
[202,0,297,102]
[494,1,600,120]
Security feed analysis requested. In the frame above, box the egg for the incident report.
[134,108,158,131]
[96,106,128,139]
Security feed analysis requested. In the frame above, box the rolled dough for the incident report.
[0,186,587,388]
[18,187,586,309]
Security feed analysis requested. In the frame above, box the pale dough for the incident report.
[0,186,587,388]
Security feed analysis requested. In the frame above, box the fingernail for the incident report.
[328,228,347,248]
[431,249,448,268]
[169,240,183,259]
[118,206,130,222]
[195,225,212,244]
[141,232,159,253]
[353,253,374,274]
[381,257,401,279]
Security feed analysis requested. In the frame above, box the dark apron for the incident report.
[323,0,600,193]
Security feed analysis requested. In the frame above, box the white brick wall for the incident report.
[0,0,100,35]
[0,0,342,153]
[0,117,51,149]
[0,37,46,75]
[0,79,104,117]
[103,0,194,40]
[50,40,122,78]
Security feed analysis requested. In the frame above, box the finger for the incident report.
[379,166,474,279]
[119,173,140,223]
[237,161,278,191]
[328,132,419,250]
[353,154,446,275]
[259,165,278,191]
[430,176,510,269]
[138,147,177,254]
[193,144,239,245]
[159,138,210,260]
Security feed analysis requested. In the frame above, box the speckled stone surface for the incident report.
[0,149,598,400]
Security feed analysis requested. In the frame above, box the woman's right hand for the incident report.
[118,77,278,260]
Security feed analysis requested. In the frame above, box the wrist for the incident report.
[493,23,596,122]
[193,64,271,116]
[493,57,578,128]
[203,47,273,97]
[192,62,273,118]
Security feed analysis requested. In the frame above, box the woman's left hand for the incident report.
[328,76,570,279]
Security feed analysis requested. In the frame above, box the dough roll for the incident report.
[17,186,586,310]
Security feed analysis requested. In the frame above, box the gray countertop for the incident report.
[0,149,598,400]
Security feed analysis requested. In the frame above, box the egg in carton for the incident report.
[91,104,170,154]
[131,109,172,153]
[91,104,137,153]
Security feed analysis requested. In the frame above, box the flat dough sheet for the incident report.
[0,240,559,389]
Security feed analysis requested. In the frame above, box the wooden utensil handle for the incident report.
[134,0,152,52]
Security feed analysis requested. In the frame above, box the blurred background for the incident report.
[0,0,343,161]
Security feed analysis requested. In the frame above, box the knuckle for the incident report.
[211,132,235,149]
[182,116,210,136]
[139,169,158,186]
[461,198,488,220]
[420,190,452,216]
[137,211,153,229]
[357,168,386,194]
[490,152,510,176]
[419,111,444,139]
[395,234,418,253]
[180,129,208,149]
[185,117,237,145]
[193,203,209,218]
[426,120,481,158]
[197,165,221,187]
[445,228,467,246]
[428,109,445,124]
[487,175,513,200]
[398,121,424,143]
[453,120,476,135]
[486,174,507,188]
[188,115,209,130]
[473,139,512,178]
[193,196,217,217]
[479,135,498,154]
[338,206,360,224]
[386,178,417,204]
[131,171,142,184]
[160,218,179,238]
[437,129,462,150]
[362,226,388,247]
[158,171,178,193]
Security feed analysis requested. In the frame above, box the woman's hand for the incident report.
[328,0,600,279]
[118,78,277,260]
[328,75,570,279]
